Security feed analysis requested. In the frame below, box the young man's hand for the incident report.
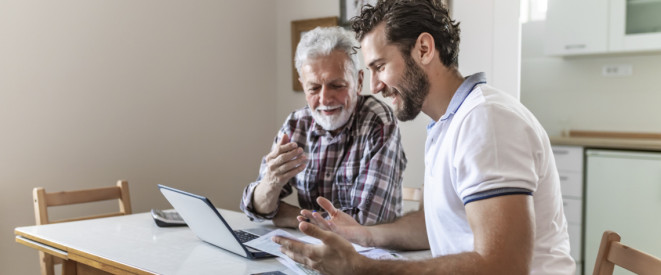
[273,221,368,275]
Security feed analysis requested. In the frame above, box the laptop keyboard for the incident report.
[233,230,259,243]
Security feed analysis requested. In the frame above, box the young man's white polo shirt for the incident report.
[423,73,575,274]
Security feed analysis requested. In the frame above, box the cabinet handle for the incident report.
[554,150,569,155]
[560,176,569,181]
[564,44,586,50]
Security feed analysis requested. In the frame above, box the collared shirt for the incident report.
[424,73,575,274]
[240,95,407,225]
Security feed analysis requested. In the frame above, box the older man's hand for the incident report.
[262,133,307,188]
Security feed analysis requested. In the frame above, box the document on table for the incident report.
[244,229,403,275]
[244,229,375,256]
[244,230,318,275]
[244,229,294,258]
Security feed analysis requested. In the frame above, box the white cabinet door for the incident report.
[609,0,661,52]
[585,149,661,275]
[559,171,584,198]
[545,0,609,55]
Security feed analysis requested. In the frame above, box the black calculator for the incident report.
[151,209,187,227]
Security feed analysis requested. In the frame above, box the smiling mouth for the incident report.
[317,106,342,115]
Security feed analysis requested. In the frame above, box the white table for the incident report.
[15,209,431,274]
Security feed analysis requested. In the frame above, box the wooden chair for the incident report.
[402,186,422,202]
[593,230,661,275]
[33,180,132,275]
[402,186,423,213]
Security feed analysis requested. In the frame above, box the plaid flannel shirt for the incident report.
[240,95,407,225]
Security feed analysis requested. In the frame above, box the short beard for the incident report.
[394,54,430,121]
[311,91,358,131]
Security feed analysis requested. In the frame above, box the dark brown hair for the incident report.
[351,0,460,68]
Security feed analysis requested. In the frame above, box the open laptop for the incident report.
[158,184,274,259]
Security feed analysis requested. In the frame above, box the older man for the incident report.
[240,26,407,228]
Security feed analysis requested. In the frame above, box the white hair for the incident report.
[294,26,360,87]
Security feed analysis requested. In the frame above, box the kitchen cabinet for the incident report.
[552,145,584,274]
[584,149,661,275]
[546,0,661,56]
[545,0,608,55]
[610,0,661,52]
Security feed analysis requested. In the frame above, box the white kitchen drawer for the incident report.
[553,146,584,172]
[563,198,583,225]
[559,171,583,198]
[568,223,582,261]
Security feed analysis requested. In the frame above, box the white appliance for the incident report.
[584,149,661,274]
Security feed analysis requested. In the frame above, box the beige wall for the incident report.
[521,21,661,136]
[0,1,276,274]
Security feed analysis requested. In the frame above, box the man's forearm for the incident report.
[252,180,283,215]
[356,250,526,275]
[368,209,429,250]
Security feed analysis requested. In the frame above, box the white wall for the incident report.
[0,1,276,274]
[521,21,661,136]
[454,0,521,99]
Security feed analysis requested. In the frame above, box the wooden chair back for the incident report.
[402,186,422,202]
[402,186,423,213]
[593,230,661,275]
[32,180,132,275]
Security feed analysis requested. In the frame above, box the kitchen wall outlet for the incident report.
[602,64,633,77]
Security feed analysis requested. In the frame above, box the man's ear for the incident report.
[415,32,436,65]
[356,70,364,95]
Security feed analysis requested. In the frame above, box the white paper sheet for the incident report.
[244,229,400,274]
[244,229,296,259]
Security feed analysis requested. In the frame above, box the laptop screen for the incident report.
[158,184,252,258]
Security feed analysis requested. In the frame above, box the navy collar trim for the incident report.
[439,72,487,121]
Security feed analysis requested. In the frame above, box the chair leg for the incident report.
[38,251,55,275]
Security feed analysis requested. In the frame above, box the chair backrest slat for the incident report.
[402,187,422,202]
[45,186,121,207]
[593,230,661,275]
[607,242,661,275]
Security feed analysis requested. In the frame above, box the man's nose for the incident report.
[319,85,333,105]
[370,72,385,94]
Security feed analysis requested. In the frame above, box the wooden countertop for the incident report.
[550,136,661,152]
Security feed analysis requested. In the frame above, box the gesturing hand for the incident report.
[273,222,367,275]
[262,133,307,188]
[298,197,374,247]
